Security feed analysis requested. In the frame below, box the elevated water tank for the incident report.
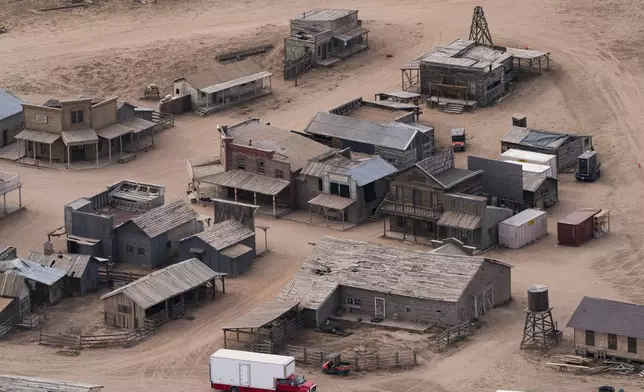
[527,285,549,312]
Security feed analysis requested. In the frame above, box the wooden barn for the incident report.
[0,270,31,321]
[100,258,226,330]
[27,251,99,296]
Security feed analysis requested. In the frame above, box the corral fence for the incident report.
[39,319,155,350]
[286,345,417,371]
[436,321,474,351]
[98,269,147,284]
[159,95,191,115]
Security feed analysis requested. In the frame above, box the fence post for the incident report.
[396,352,399,364]
[303,347,307,364]
[355,356,359,371]
[413,352,417,365]
[320,351,324,364]
[376,355,379,369]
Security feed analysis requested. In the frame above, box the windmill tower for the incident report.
[469,6,493,46]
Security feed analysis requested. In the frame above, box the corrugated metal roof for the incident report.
[0,89,23,119]
[559,208,600,226]
[180,59,266,90]
[506,47,549,60]
[224,119,332,171]
[437,211,482,230]
[523,173,546,192]
[27,251,92,278]
[120,116,156,133]
[334,26,369,42]
[188,219,255,251]
[301,152,396,186]
[566,296,644,340]
[62,129,98,146]
[429,242,470,256]
[188,156,224,181]
[0,271,27,298]
[95,122,133,139]
[305,112,418,151]
[15,129,61,144]
[500,209,546,227]
[0,258,66,286]
[500,126,570,149]
[100,258,225,309]
[294,9,356,21]
[419,39,511,71]
[505,160,551,174]
[222,300,300,329]
[202,71,272,94]
[0,375,104,392]
[308,193,355,210]
[433,167,481,189]
[200,170,290,196]
[130,200,198,238]
[220,243,253,258]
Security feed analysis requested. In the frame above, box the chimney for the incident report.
[43,241,53,256]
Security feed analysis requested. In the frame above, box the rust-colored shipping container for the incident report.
[557,208,600,247]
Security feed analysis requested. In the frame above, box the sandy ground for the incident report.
[2,0,644,390]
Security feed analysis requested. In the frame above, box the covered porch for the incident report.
[62,129,100,169]
[195,72,273,116]
[507,47,551,73]
[333,26,369,59]
[14,129,61,167]
[308,193,355,230]
[0,171,23,219]
[436,210,482,248]
[200,170,291,218]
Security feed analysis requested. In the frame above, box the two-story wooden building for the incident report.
[200,118,333,218]
[15,97,157,168]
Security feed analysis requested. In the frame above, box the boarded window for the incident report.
[608,334,617,350]
[585,330,595,346]
[126,245,133,254]
[405,306,411,313]
[167,241,172,249]
[318,178,323,191]
[346,297,361,308]
[275,169,284,179]
[138,247,145,256]
[237,156,246,170]
[628,337,637,353]
[118,304,132,315]
[71,110,84,124]
[257,160,265,174]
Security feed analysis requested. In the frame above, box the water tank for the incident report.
[527,285,549,312]
[43,241,54,256]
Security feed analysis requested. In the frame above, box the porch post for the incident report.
[49,144,52,167]
[383,215,386,236]
[324,207,328,227]
[234,188,238,202]
[18,186,21,208]
[254,192,257,205]
[403,217,407,240]
[3,194,6,214]
[309,204,312,223]
[108,139,112,162]
[263,229,268,251]
[152,128,155,149]
[272,195,276,218]
[95,143,99,167]
[341,209,344,230]
[119,135,123,157]
[32,141,36,160]
[67,145,70,169]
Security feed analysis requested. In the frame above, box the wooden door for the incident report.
[374,297,386,319]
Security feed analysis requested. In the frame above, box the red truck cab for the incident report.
[276,374,317,392]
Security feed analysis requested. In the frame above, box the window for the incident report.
[71,110,84,124]
[540,188,549,197]
[138,247,146,256]
[628,337,637,353]
[346,297,361,308]
[608,334,617,350]
[126,245,133,254]
[117,305,132,315]
[318,178,323,191]
[175,88,180,95]
[405,306,411,313]
[237,156,246,170]
[585,330,595,346]
[330,182,350,198]
[275,169,284,179]
[317,45,321,57]
[167,241,172,249]
[200,91,206,98]
[257,160,265,174]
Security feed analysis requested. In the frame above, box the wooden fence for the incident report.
[159,95,191,115]
[39,320,154,350]
[284,53,312,80]
[216,44,274,63]
[98,269,147,284]
[285,345,417,371]
[436,321,474,351]
[152,111,175,129]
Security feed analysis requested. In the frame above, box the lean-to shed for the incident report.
[0,258,66,305]
[498,209,547,249]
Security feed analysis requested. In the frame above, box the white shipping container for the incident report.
[498,209,548,249]
[210,349,296,390]
[500,149,557,178]
[503,160,553,178]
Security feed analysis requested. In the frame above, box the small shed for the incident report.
[557,208,600,247]
[100,258,226,329]
[0,89,24,148]
[0,270,31,320]
[523,174,558,209]
[0,375,104,392]
[0,258,66,305]
[27,251,99,296]
[498,209,547,249]
[179,219,256,276]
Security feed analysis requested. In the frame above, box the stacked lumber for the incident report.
[554,354,592,366]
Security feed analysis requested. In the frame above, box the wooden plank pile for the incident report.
[586,361,635,376]
[546,355,637,376]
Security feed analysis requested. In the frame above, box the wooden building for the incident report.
[0,246,17,261]
[382,149,483,242]
[0,171,23,219]
[27,251,99,296]
[297,149,397,225]
[329,97,421,123]
[0,270,31,321]
[0,89,24,149]
[0,258,66,305]
[201,118,332,218]
[113,199,201,268]
[522,173,558,209]
[285,9,369,69]
[500,125,594,172]
[15,97,157,168]
[100,258,226,330]
[304,111,433,169]
[278,237,512,327]
[0,375,103,392]
[173,59,272,116]
[179,219,256,276]
[567,297,644,362]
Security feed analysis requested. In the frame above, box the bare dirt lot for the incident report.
[2,0,644,390]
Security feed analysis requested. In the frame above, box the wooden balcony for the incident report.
[381,199,443,219]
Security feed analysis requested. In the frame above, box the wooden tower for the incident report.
[469,6,494,46]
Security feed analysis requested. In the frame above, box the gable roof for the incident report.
[277,237,511,310]
[301,151,397,186]
[224,119,332,172]
[499,126,583,150]
[186,219,255,251]
[100,258,224,309]
[178,59,267,90]
[566,296,644,339]
[129,200,198,238]
[304,112,418,151]
[0,258,66,286]
[0,271,29,298]
[27,251,93,278]
[0,89,23,119]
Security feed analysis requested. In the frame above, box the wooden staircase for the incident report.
[368,193,391,221]
[0,317,15,339]
[443,102,465,114]
[194,107,208,117]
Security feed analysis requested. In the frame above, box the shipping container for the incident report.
[210,349,296,390]
[557,208,600,247]
[498,209,547,249]
[501,149,558,178]
[503,160,554,178]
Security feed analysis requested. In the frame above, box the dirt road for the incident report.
[2,0,644,390]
